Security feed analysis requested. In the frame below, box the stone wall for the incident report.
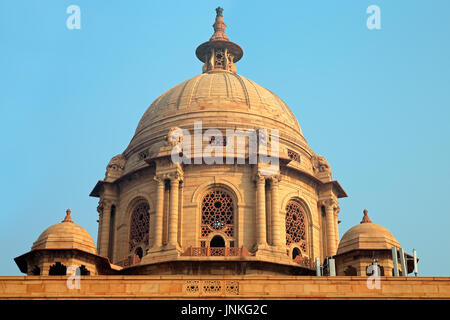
[0,276,449,299]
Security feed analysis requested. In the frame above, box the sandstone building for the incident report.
[6,8,449,300]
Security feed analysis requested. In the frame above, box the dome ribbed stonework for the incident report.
[122,7,312,173]
[32,210,97,255]
[124,71,310,164]
[337,210,401,255]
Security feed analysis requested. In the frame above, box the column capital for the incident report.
[269,174,281,185]
[97,198,115,213]
[319,198,338,210]
[97,202,104,214]
[334,206,341,216]
[153,175,165,184]
[253,173,266,184]
[168,172,183,183]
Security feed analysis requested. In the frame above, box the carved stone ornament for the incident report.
[105,154,126,180]
[311,154,331,174]
[166,127,184,147]
[319,199,339,210]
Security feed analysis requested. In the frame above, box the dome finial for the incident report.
[216,6,223,17]
[62,209,74,223]
[210,7,229,42]
[360,209,372,224]
[195,8,243,73]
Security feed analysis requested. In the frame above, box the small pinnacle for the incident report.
[360,209,372,224]
[62,209,74,223]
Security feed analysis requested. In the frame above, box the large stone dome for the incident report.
[88,8,347,275]
[32,210,97,255]
[337,210,400,255]
[123,70,310,165]
[121,9,313,175]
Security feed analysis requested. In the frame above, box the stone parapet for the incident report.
[0,276,449,300]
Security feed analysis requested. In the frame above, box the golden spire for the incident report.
[196,7,243,73]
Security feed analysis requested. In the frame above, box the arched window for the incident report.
[201,190,234,239]
[285,200,307,253]
[292,247,301,260]
[135,247,143,259]
[49,262,67,275]
[129,201,150,252]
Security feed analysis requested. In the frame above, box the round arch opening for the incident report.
[210,235,225,248]
[292,247,301,260]
[135,247,143,259]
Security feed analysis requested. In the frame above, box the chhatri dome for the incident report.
[31,209,97,255]
[334,210,412,276]
[15,210,115,276]
[15,8,415,278]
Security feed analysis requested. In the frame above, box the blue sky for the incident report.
[0,0,449,276]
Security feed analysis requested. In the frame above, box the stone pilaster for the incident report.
[334,206,340,249]
[168,173,181,248]
[255,174,267,248]
[321,199,338,257]
[152,176,165,249]
[270,175,282,247]
[99,199,112,258]
[96,203,103,252]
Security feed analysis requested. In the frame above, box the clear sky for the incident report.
[1,0,449,276]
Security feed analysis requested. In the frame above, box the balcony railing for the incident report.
[180,246,253,257]
[114,248,315,270]
[115,254,141,267]
[293,255,316,270]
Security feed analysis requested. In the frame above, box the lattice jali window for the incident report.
[129,202,150,251]
[214,49,225,69]
[288,149,301,163]
[285,200,307,251]
[224,226,233,237]
[201,226,212,238]
[201,190,234,238]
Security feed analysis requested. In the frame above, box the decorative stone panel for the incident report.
[184,280,240,296]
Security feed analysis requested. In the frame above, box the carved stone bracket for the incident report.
[319,199,338,210]
[270,174,281,185]
[253,173,266,184]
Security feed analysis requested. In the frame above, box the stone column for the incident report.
[324,199,337,257]
[96,203,103,252]
[334,207,340,249]
[152,176,165,249]
[178,180,184,247]
[270,176,282,247]
[256,174,267,247]
[168,175,180,247]
[99,200,111,257]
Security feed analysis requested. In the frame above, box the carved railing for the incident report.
[181,246,253,257]
[293,255,316,270]
[115,254,141,267]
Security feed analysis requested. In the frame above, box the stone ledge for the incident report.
[0,276,449,300]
